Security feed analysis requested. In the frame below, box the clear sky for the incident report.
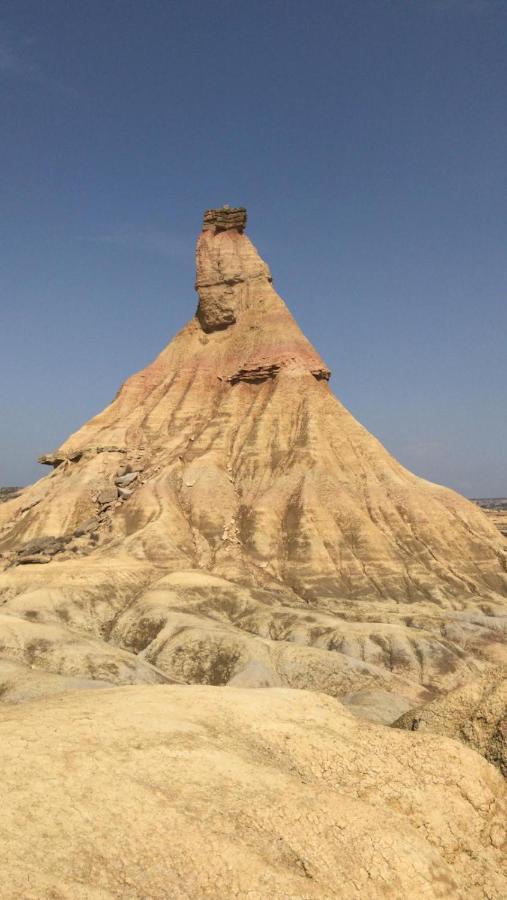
[1,0,506,496]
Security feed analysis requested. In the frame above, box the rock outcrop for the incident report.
[0,206,506,711]
[0,488,21,503]
[1,206,506,898]
[1,685,506,899]
[394,667,507,775]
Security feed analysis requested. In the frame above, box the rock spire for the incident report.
[202,205,247,233]
[0,205,506,900]
[0,206,505,711]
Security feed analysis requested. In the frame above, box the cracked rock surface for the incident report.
[394,667,507,775]
[0,685,505,899]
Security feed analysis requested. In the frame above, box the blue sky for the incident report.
[1,0,506,496]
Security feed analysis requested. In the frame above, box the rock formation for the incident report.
[0,685,505,899]
[0,488,21,504]
[1,205,506,897]
[395,667,507,775]
[0,205,506,712]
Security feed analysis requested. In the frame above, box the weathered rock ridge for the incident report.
[395,667,507,775]
[0,206,506,712]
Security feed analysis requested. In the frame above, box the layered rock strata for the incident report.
[1,205,506,897]
[0,206,505,711]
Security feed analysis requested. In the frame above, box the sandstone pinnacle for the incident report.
[0,207,506,898]
[0,206,506,708]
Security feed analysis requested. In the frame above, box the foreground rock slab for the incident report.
[0,684,505,899]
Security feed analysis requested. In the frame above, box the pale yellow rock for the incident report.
[0,206,505,708]
[0,205,506,898]
[395,667,507,774]
[0,656,112,703]
[0,684,506,899]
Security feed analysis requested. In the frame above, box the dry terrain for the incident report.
[473,499,507,539]
[0,206,505,897]
[1,685,506,899]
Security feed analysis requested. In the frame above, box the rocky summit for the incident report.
[0,207,506,898]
